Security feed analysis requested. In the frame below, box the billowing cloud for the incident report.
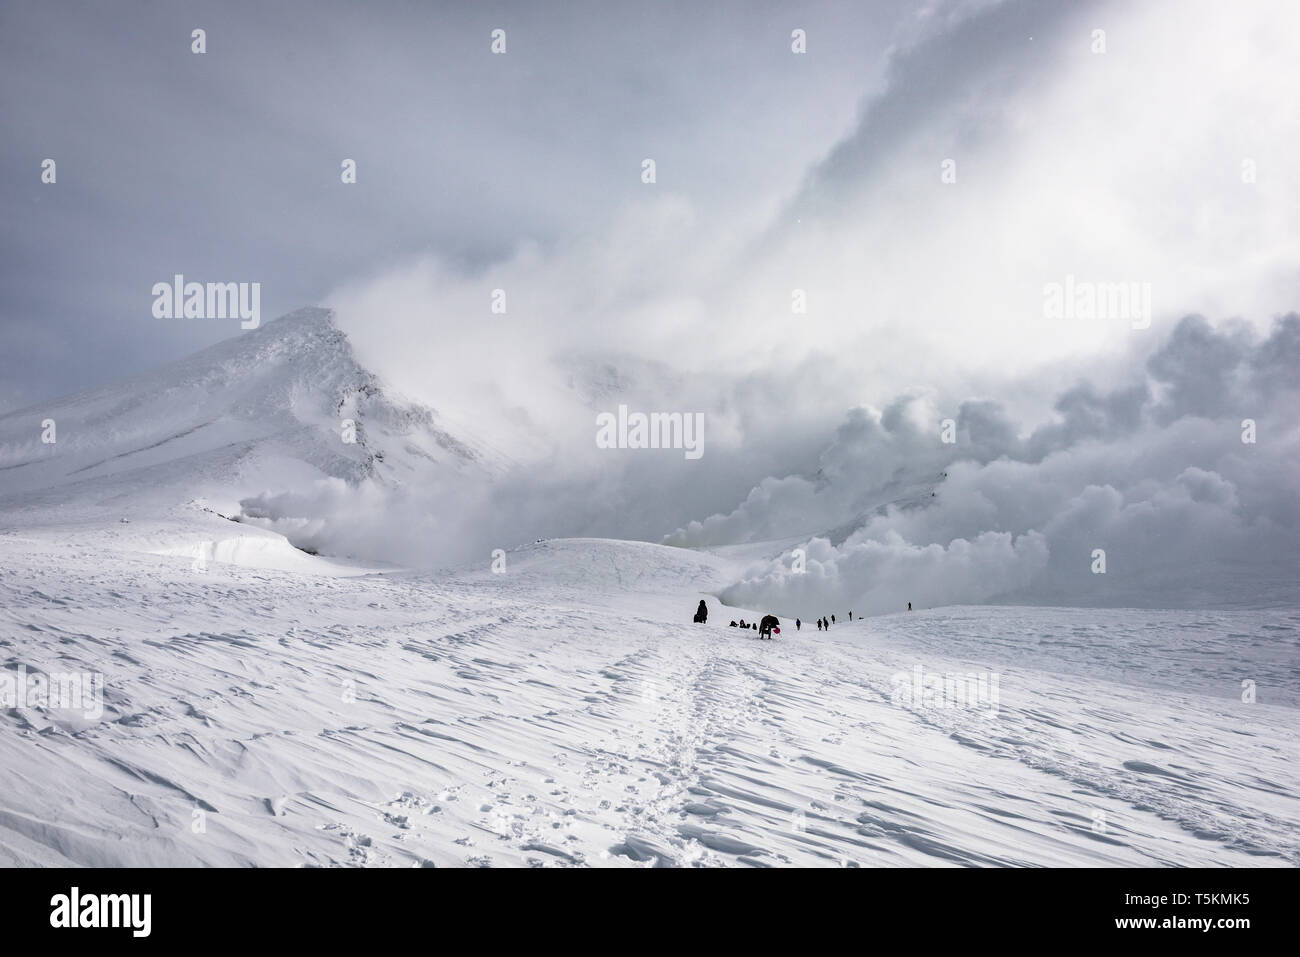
[48,0,1293,599]
[683,315,1300,616]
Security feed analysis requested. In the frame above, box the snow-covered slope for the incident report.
[0,307,514,569]
[0,533,1294,867]
[0,307,500,518]
[0,310,1295,868]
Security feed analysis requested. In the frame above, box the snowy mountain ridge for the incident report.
[0,307,505,521]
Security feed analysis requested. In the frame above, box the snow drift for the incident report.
[1,533,1295,867]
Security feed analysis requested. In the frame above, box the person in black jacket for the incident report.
[694,599,708,623]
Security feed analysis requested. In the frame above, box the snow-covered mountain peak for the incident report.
[0,307,501,521]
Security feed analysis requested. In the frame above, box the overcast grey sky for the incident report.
[2,0,1296,427]
[0,0,931,411]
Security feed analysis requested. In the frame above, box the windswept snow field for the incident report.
[0,310,1295,867]
[1,524,1295,867]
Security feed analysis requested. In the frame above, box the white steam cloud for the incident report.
[689,315,1300,615]
[262,0,1300,602]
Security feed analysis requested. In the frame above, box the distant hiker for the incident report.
[848,611,853,621]
[831,614,836,625]
[729,620,738,627]
[694,599,708,624]
[759,614,780,640]
[795,618,801,631]
[823,616,830,630]
[907,602,912,611]
[739,619,747,629]
[817,618,822,631]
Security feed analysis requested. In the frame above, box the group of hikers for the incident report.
[728,614,781,639]
[693,601,779,639]
[695,599,914,636]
